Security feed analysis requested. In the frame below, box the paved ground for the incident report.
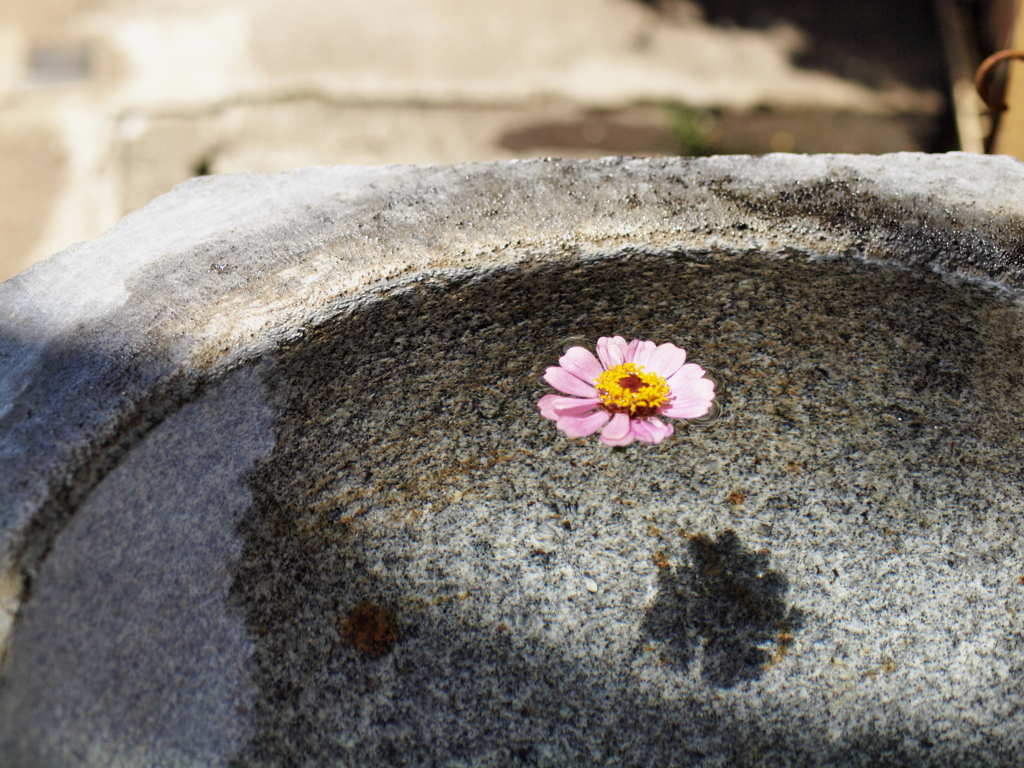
[0,0,950,282]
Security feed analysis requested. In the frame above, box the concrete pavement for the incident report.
[0,0,945,282]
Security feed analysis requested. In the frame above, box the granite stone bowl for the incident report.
[2,154,1024,767]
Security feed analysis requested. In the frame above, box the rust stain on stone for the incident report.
[341,603,398,657]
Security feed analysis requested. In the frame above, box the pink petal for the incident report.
[632,340,656,368]
[670,376,716,402]
[666,363,708,390]
[599,412,635,447]
[648,343,688,379]
[661,398,714,419]
[558,346,603,383]
[624,338,641,362]
[558,410,610,438]
[544,366,598,398]
[596,336,628,369]
[647,417,674,443]
[537,394,602,420]
[632,417,674,444]
[629,419,656,443]
[537,393,562,420]
[609,335,629,353]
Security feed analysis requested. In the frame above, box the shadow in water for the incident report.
[642,530,805,688]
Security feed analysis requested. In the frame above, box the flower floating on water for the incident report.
[537,336,716,447]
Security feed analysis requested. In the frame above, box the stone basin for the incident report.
[1,154,1024,767]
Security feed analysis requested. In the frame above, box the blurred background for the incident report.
[0,0,1019,282]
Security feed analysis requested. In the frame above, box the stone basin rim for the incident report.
[1,152,1024,664]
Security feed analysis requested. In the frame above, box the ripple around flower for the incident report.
[684,369,727,428]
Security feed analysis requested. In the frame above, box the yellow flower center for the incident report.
[595,362,670,418]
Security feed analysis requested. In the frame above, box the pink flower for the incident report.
[537,336,715,447]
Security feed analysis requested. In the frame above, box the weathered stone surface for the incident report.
[2,154,1024,766]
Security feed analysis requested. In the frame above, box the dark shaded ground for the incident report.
[660,0,947,91]
[509,0,959,155]
[500,108,948,157]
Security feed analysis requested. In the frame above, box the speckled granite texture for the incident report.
[1,155,1024,766]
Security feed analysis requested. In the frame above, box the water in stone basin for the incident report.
[229,250,1024,766]
[5,250,1024,767]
